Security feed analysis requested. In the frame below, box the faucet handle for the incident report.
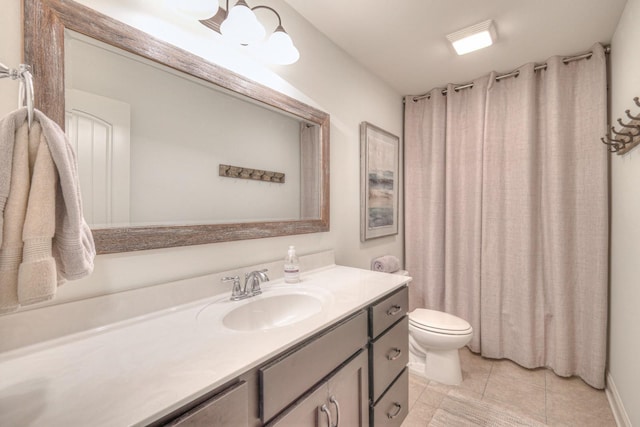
[222,276,243,300]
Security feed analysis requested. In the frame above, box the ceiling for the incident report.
[283,0,628,95]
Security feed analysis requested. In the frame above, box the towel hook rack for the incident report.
[602,95,640,155]
[0,62,35,127]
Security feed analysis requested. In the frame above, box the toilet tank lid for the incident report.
[409,309,472,332]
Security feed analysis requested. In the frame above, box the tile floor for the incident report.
[402,347,617,426]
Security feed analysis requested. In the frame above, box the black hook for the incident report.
[613,124,639,140]
[601,136,624,152]
[624,109,640,122]
[615,120,640,139]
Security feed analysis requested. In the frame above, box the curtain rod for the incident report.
[410,45,611,102]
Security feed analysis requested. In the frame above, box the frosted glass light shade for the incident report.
[447,19,497,55]
[166,0,219,20]
[264,29,300,64]
[220,2,266,45]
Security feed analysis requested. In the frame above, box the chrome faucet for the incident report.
[244,269,269,296]
[222,269,269,301]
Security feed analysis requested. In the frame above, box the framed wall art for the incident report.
[360,122,399,241]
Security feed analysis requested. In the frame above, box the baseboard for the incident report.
[606,371,632,427]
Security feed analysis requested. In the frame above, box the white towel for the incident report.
[0,121,29,313]
[34,108,95,281]
[18,122,58,305]
[371,255,401,273]
[0,107,95,312]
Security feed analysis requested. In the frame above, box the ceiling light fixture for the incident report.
[197,0,300,65]
[446,19,497,55]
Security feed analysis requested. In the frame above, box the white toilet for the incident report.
[408,308,473,385]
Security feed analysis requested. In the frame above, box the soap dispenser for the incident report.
[284,246,300,283]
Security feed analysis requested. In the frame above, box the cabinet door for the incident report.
[267,381,328,427]
[327,350,369,427]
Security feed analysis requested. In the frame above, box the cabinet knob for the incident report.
[386,305,402,316]
[386,347,402,361]
[330,395,340,427]
[387,402,402,419]
[320,404,333,427]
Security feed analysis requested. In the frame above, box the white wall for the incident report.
[609,0,640,424]
[0,0,403,306]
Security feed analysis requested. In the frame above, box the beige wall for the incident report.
[610,0,640,424]
[0,0,403,306]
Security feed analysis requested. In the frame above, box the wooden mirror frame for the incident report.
[23,0,330,254]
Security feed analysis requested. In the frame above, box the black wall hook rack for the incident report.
[602,97,640,155]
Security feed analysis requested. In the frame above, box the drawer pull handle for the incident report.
[320,404,333,427]
[330,395,340,427]
[386,305,402,316]
[387,402,402,419]
[387,347,402,361]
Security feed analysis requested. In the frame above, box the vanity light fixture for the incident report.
[165,0,219,20]
[446,19,497,55]
[220,0,265,45]
[198,0,300,65]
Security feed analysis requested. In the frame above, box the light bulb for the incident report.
[263,28,299,64]
[220,1,266,45]
[451,31,493,55]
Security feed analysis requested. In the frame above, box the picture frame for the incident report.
[360,122,399,241]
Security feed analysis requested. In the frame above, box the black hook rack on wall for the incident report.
[601,97,640,155]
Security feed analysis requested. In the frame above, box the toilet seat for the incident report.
[409,309,472,336]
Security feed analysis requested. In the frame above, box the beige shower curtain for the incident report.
[404,44,608,388]
[300,123,320,219]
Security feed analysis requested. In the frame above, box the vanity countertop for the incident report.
[0,264,410,426]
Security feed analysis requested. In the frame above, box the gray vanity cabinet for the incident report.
[368,286,409,426]
[159,286,410,427]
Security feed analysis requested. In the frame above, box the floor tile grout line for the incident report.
[543,370,548,424]
[481,359,494,398]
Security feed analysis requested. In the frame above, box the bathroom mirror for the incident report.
[24,0,330,254]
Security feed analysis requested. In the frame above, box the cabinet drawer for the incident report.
[166,381,248,426]
[371,368,408,427]
[370,287,408,339]
[260,311,368,423]
[370,316,409,402]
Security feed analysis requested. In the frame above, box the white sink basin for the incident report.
[197,286,332,331]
